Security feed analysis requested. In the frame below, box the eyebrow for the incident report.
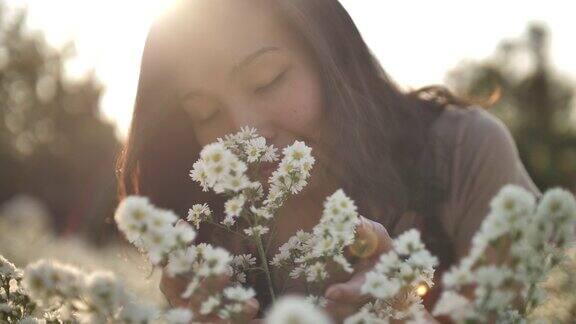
[180,46,281,101]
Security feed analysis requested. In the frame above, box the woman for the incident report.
[117,0,541,321]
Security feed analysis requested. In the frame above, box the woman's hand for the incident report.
[159,268,260,323]
[323,216,393,321]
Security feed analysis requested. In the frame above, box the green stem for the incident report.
[255,235,276,303]
[265,221,279,253]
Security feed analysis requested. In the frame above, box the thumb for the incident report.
[325,271,367,304]
[350,216,392,268]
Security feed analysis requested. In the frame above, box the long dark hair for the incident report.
[116,0,470,308]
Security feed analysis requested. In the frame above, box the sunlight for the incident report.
[4,0,179,139]
[5,0,575,140]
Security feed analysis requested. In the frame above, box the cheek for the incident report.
[273,68,325,136]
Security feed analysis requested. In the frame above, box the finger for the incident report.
[188,274,231,309]
[324,271,370,305]
[323,299,362,323]
[244,298,260,320]
[362,216,392,256]
[324,275,374,324]
[350,217,392,269]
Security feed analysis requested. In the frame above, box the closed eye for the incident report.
[254,68,289,95]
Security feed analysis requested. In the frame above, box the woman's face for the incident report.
[167,0,330,187]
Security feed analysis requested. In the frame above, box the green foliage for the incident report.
[446,23,576,192]
[0,1,120,243]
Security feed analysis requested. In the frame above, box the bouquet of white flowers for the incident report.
[0,254,190,323]
[432,185,576,323]
[113,127,437,323]
[2,127,575,324]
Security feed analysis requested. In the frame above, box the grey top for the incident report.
[391,105,542,258]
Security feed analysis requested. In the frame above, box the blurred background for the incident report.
[0,0,574,303]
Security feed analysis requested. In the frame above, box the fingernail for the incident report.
[326,288,341,300]
[176,219,185,225]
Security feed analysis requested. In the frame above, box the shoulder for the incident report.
[431,104,539,198]
[429,104,524,186]
[429,105,541,256]
[430,104,515,151]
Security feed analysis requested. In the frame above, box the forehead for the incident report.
[164,0,297,86]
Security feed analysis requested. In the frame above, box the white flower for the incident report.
[476,212,511,243]
[118,300,159,323]
[407,250,438,272]
[536,188,576,221]
[223,286,255,302]
[190,160,209,191]
[0,255,21,278]
[114,196,156,243]
[198,143,238,188]
[234,272,247,284]
[267,141,315,195]
[198,246,232,276]
[222,174,251,193]
[244,225,269,237]
[221,215,237,227]
[442,265,473,289]
[478,288,515,312]
[236,126,258,141]
[147,209,178,230]
[489,184,536,218]
[310,189,360,257]
[23,260,84,305]
[245,137,267,162]
[333,254,354,273]
[227,155,248,174]
[323,189,358,217]
[271,249,291,266]
[200,295,221,315]
[393,229,424,255]
[289,265,307,279]
[163,308,194,324]
[361,272,401,299]
[173,221,197,245]
[201,142,230,166]
[261,145,279,162]
[141,226,177,264]
[187,203,212,229]
[306,262,328,282]
[283,140,315,171]
[373,253,398,276]
[313,236,338,255]
[306,295,328,308]
[167,246,198,276]
[84,271,126,314]
[344,309,383,324]
[432,291,475,320]
[250,205,273,220]
[225,195,246,218]
[232,254,257,268]
[474,265,512,288]
[265,296,331,324]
